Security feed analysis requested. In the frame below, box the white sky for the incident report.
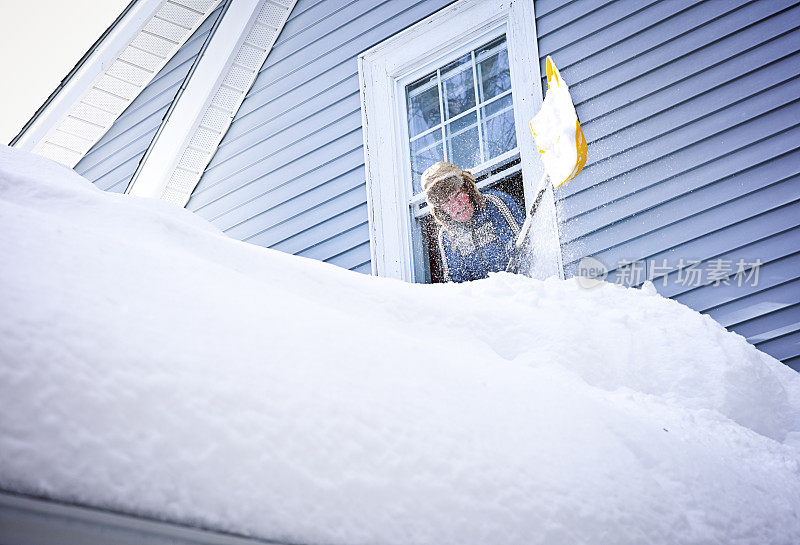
[0,1,131,145]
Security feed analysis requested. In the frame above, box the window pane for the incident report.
[440,54,475,120]
[410,131,444,193]
[445,111,480,169]
[477,36,511,102]
[404,34,516,195]
[406,71,441,138]
[481,94,516,160]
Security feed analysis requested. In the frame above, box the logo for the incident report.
[576,256,608,289]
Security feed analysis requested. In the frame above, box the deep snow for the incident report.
[0,145,799,545]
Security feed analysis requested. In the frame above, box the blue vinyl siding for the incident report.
[74,4,224,193]
[537,0,800,367]
[186,0,454,273]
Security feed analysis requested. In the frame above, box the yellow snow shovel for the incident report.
[512,56,587,253]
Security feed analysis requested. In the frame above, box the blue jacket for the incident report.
[437,189,524,283]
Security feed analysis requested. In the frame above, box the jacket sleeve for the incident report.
[438,229,469,283]
[483,191,525,273]
[485,191,523,244]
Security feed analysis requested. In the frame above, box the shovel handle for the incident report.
[514,173,550,249]
[506,173,550,273]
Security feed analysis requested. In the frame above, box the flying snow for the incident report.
[0,146,798,545]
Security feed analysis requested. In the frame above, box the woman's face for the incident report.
[441,189,475,222]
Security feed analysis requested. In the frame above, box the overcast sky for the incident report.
[0,1,131,145]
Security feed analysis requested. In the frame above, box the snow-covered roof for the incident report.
[1,145,799,544]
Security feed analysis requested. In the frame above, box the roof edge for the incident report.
[11,0,223,168]
[0,490,292,545]
[8,0,140,147]
[127,0,297,206]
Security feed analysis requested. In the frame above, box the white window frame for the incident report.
[358,0,561,282]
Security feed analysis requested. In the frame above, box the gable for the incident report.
[74,3,225,192]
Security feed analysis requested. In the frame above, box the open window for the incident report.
[403,33,524,282]
[359,0,562,282]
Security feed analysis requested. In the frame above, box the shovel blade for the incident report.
[530,56,587,188]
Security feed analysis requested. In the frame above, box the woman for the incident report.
[422,162,524,283]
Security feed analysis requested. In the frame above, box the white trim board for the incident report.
[358,0,562,282]
[127,0,297,207]
[12,0,223,168]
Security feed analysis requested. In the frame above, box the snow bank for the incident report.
[0,145,798,545]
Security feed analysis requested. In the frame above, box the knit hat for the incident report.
[422,162,485,206]
[421,162,486,230]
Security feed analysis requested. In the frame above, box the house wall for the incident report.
[185,0,454,274]
[539,0,800,368]
[73,0,798,367]
[73,3,225,193]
